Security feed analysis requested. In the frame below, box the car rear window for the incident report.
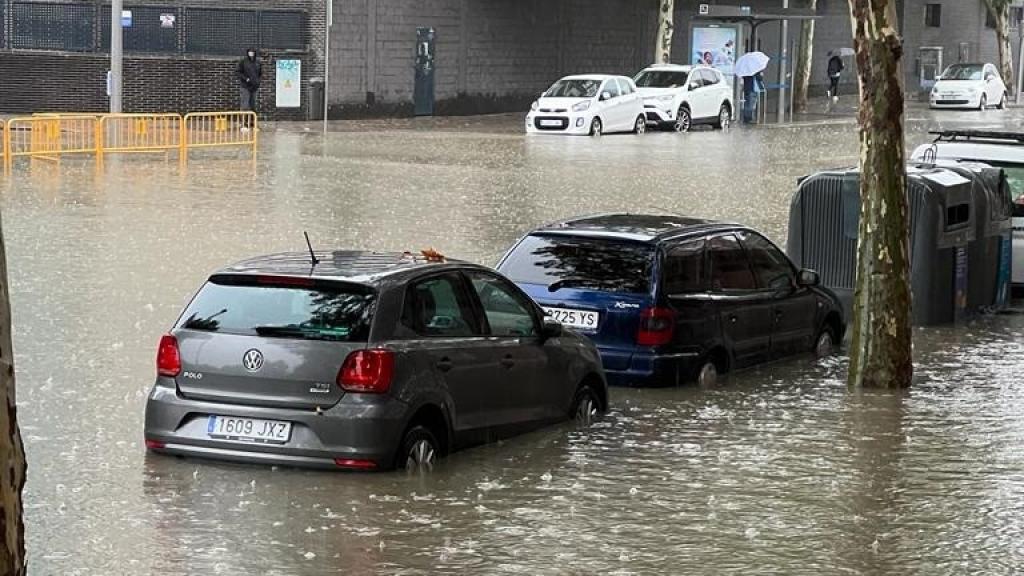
[500,234,655,294]
[1001,166,1024,217]
[177,275,375,342]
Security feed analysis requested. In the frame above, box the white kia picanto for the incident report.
[526,75,647,136]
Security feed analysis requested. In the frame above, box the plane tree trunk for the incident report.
[656,0,675,64]
[793,0,818,112]
[846,0,913,389]
[984,0,1014,96]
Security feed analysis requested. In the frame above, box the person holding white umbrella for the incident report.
[735,51,769,123]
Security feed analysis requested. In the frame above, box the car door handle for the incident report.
[500,355,515,369]
[436,358,453,372]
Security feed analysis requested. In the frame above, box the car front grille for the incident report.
[936,99,969,105]
[534,116,569,130]
[539,108,567,113]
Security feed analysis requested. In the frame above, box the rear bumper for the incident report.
[600,347,701,387]
[143,382,409,470]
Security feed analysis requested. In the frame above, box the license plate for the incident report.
[207,415,292,444]
[540,119,563,127]
[543,307,600,330]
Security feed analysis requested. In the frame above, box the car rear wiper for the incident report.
[253,325,347,341]
[547,279,587,292]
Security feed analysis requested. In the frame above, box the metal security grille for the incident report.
[259,11,306,50]
[184,8,258,55]
[100,6,179,53]
[11,2,96,51]
[0,2,6,48]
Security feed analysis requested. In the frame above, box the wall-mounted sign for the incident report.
[160,13,175,28]
[121,10,132,28]
[699,4,709,15]
[276,59,301,108]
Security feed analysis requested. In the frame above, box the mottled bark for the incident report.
[794,0,818,112]
[984,0,1014,95]
[0,211,25,575]
[656,0,675,64]
[846,0,913,389]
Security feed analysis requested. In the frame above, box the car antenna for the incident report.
[304,231,320,267]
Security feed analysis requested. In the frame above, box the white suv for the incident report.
[633,64,733,132]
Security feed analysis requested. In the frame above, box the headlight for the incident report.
[657,94,675,102]
[531,101,539,111]
[572,101,591,112]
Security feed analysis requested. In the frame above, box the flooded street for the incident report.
[5,106,1024,574]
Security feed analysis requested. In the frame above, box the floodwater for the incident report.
[4,104,1024,575]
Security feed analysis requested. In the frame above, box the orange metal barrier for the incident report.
[99,114,184,155]
[183,111,257,155]
[4,115,100,171]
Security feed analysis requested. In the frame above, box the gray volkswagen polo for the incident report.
[144,250,607,471]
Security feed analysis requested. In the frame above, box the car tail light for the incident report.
[156,334,181,377]
[334,458,377,469]
[145,439,166,450]
[637,307,675,346]
[338,349,394,393]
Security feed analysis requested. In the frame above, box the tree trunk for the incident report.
[846,0,913,389]
[0,213,26,574]
[656,0,675,64]
[985,0,1015,96]
[793,0,818,112]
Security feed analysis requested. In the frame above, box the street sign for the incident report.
[160,13,175,28]
[276,59,302,108]
[699,4,709,15]
[121,9,132,28]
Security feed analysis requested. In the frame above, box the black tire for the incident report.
[695,359,718,387]
[714,103,732,129]
[633,115,647,134]
[570,385,601,426]
[397,425,440,471]
[979,93,988,110]
[997,92,1007,110]
[814,325,836,358]
[590,117,603,137]
[674,105,692,133]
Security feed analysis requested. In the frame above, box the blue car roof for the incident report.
[531,213,737,243]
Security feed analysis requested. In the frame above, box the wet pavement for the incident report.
[4,104,1024,575]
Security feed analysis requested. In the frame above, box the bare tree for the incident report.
[983,0,1015,96]
[793,0,818,112]
[846,0,913,389]
[656,0,675,64]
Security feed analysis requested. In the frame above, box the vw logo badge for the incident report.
[242,349,264,372]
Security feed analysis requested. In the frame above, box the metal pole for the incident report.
[110,0,123,113]
[323,0,332,134]
[1017,20,1024,105]
[777,0,788,124]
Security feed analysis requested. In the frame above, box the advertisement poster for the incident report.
[275,59,301,108]
[691,26,737,78]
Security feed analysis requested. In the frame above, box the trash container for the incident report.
[915,159,1014,311]
[787,164,976,325]
[308,77,325,121]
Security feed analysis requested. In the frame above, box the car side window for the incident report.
[662,239,706,294]
[467,272,538,338]
[701,69,719,86]
[604,79,621,99]
[708,234,758,291]
[401,274,479,338]
[737,231,795,291]
[617,78,633,95]
[687,71,702,90]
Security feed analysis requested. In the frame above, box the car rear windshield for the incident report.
[1000,166,1024,217]
[501,234,655,294]
[942,64,983,81]
[545,79,601,98]
[177,276,375,341]
[634,70,689,88]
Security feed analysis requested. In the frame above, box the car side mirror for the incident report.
[797,269,820,287]
[600,91,612,101]
[541,316,563,339]
[689,82,701,91]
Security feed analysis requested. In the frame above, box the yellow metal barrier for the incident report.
[4,115,100,171]
[1,119,6,172]
[99,114,183,155]
[183,111,257,155]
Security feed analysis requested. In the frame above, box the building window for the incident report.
[925,4,942,28]
[986,8,996,29]
[1012,7,1024,28]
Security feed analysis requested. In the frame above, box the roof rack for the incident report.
[930,130,1024,144]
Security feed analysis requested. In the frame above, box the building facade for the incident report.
[0,0,1018,119]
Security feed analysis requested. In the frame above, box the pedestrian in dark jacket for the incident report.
[237,48,262,112]
[827,52,844,102]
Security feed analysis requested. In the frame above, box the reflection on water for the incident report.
[5,111,1024,574]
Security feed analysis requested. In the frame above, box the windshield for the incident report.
[500,234,655,294]
[1000,166,1024,217]
[634,70,690,88]
[545,79,601,98]
[178,277,375,341]
[941,64,984,81]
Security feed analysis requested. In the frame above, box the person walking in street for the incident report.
[827,51,844,103]
[742,71,765,124]
[237,47,262,114]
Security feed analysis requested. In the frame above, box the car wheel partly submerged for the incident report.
[814,327,836,359]
[590,117,603,137]
[674,105,692,133]
[715,104,731,130]
[998,92,1007,110]
[398,425,439,471]
[571,385,601,426]
[980,93,988,110]
[696,360,718,387]
[634,115,647,134]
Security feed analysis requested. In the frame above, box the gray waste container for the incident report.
[308,77,325,121]
[788,164,976,325]
[916,160,1014,311]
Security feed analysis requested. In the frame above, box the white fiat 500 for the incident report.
[930,63,1008,110]
[526,75,646,136]
[634,64,733,132]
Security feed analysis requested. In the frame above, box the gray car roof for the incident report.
[215,251,474,284]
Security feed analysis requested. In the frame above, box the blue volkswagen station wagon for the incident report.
[496,214,845,387]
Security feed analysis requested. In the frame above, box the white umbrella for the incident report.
[734,51,770,77]
[832,47,855,57]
